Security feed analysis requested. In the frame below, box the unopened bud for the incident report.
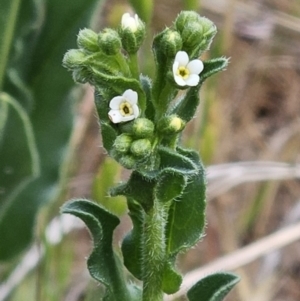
[175,11,200,33]
[62,49,86,69]
[119,13,146,54]
[132,118,154,138]
[77,28,99,52]
[157,115,185,135]
[130,138,151,157]
[181,22,203,51]
[160,29,182,58]
[114,134,133,154]
[98,28,122,55]
[119,154,136,169]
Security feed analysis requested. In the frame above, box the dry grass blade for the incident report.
[165,220,300,300]
[207,161,300,199]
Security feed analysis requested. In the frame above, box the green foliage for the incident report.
[0,0,103,260]
[187,272,240,301]
[61,199,132,301]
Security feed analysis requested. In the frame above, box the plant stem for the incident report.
[128,53,139,79]
[142,200,168,301]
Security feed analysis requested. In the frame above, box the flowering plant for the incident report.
[62,11,239,301]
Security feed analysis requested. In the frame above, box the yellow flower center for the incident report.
[177,66,190,79]
[120,101,133,116]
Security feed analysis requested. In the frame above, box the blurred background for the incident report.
[0,0,300,300]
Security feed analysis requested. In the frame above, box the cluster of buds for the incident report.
[63,11,226,171]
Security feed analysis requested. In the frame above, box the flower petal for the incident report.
[175,51,189,66]
[132,104,140,118]
[187,59,204,75]
[110,96,123,109]
[172,61,179,76]
[123,89,138,104]
[185,74,199,86]
[174,75,187,86]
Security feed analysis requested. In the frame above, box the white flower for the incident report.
[172,51,204,86]
[108,89,139,123]
[121,13,140,32]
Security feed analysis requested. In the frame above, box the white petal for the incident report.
[174,51,189,66]
[187,59,204,75]
[123,89,138,104]
[174,75,187,86]
[110,96,123,109]
[121,13,131,26]
[185,74,199,86]
[108,110,124,123]
[132,104,140,118]
[172,61,179,76]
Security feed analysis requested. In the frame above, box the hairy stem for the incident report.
[142,200,169,301]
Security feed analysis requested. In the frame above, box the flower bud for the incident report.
[175,11,217,54]
[119,154,136,169]
[98,28,122,55]
[130,138,151,157]
[157,115,185,135]
[198,17,217,51]
[114,134,133,154]
[119,13,146,54]
[160,29,182,58]
[77,28,99,52]
[62,49,86,69]
[132,118,154,138]
[175,11,200,33]
[181,22,203,51]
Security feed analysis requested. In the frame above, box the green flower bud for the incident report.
[198,17,217,52]
[119,154,136,169]
[175,11,200,33]
[113,134,133,154]
[132,118,154,138]
[160,29,182,58]
[119,13,146,54]
[181,22,203,51]
[157,115,186,135]
[62,49,86,69]
[175,11,217,55]
[77,28,99,52]
[98,28,122,55]
[130,138,151,157]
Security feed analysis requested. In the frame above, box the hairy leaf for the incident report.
[187,272,240,301]
[61,199,131,301]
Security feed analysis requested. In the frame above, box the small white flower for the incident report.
[108,89,139,123]
[172,51,204,87]
[121,13,140,32]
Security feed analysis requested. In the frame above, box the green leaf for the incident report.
[200,57,229,84]
[170,85,201,123]
[0,93,40,206]
[0,0,104,260]
[165,148,206,255]
[121,199,145,280]
[162,260,182,294]
[187,272,240,301]
[61,199,131,301]
[0,0,21,89]
[110,171,155,212]
[154,169,187,203]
